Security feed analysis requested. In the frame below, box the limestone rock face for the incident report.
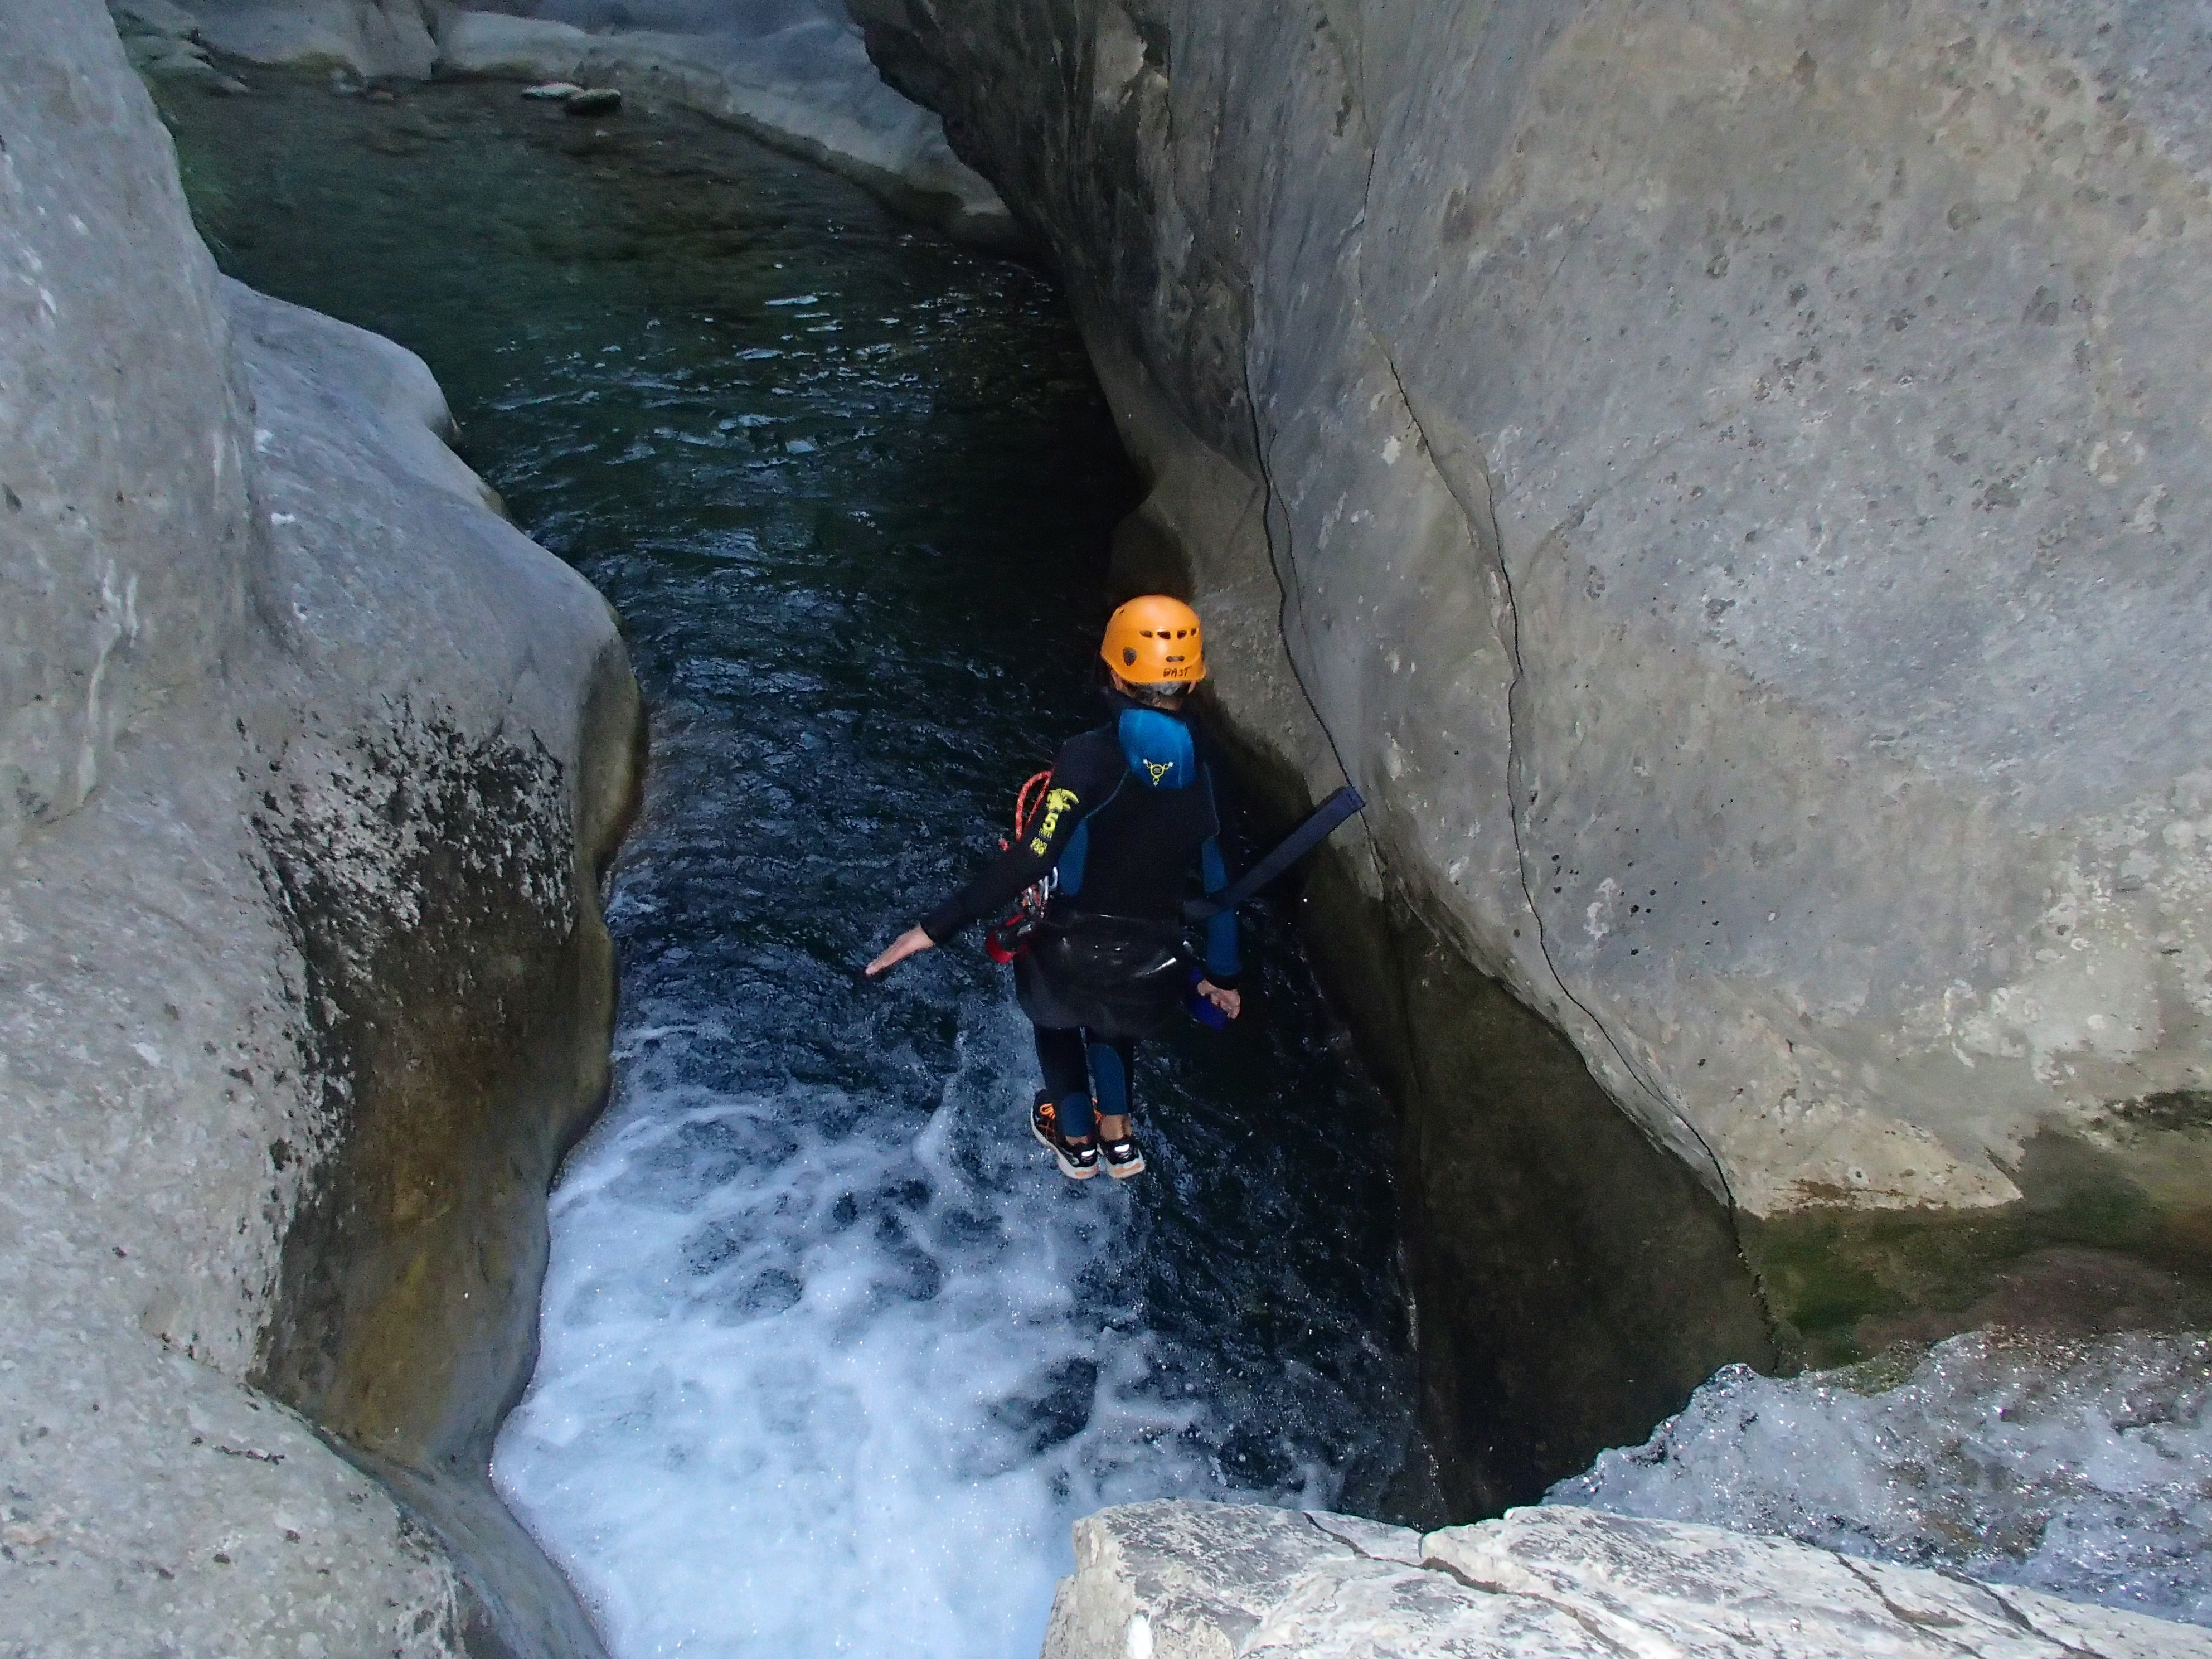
[2,0,252,865]
[3,2,635,1652]
[1043,1500,2212,1659]
[850,0,2212,1284]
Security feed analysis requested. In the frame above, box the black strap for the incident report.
[1183,786,1365,921]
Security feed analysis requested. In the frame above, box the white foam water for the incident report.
[493,1002,1269,1658]
[1549,1329,2212,1626]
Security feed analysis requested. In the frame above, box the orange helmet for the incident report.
[1100,595,1206,686]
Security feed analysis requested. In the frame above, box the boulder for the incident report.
[3,2,636,1652]
[1044,1500,2212,1658]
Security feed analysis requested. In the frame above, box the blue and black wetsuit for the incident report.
[920,695,1240,1139]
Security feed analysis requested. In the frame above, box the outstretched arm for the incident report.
[865,739,1110,977]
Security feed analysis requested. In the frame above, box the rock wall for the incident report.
[1043,1500,2212,1658]
[1,3,637,1652]
[851,0,2212,1437]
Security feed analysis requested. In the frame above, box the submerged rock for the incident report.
[564,84,621,115]
[1045,1500,2212,1658]
[4,2,636,1653]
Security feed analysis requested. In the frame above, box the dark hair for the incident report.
[1100,662,1192,710]
[1097,657,1191,705]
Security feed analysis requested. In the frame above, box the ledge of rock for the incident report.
[3,2,637,1652]
[1046,1500,2212,1659]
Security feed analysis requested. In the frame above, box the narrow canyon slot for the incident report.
[9,4,2212,1657]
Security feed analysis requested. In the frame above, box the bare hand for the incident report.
[1196,979,1241,1020]
[865,926,936,977]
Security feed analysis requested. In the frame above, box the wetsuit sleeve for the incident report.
[1196,836,1241,988]
[1197,768,1241,989]
[918,738,1115,943]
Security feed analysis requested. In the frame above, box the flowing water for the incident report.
[162,72,1422,1657]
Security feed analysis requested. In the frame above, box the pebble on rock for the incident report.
[565,88,623,116]
[522,81,582,101]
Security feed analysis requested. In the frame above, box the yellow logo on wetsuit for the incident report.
[1029,787,1080,855]
[1144,759,1173,785]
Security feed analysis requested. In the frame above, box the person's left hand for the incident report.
[1196,979,1242,1020]
[866,926,935,977]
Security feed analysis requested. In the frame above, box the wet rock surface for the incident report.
[1043,1499,2212,1658]
[1554,1328,2212,1627]
[3,3,636,1653]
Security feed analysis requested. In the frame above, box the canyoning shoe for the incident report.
[1100,1135,1146,1180]
[1031,1094,1099,1180]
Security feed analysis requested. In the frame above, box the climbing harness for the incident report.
[983,768,1056,964]
[983,772,1368,962]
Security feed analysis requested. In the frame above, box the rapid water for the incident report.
[162,72,1422,1656]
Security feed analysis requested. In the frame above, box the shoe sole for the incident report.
[1105,1153,1146,1180]
[1031,1116,1097,1180]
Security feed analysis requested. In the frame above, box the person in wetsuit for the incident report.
[865,596,1242,1180]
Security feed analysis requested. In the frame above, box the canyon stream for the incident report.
[160,72,1425,1657]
